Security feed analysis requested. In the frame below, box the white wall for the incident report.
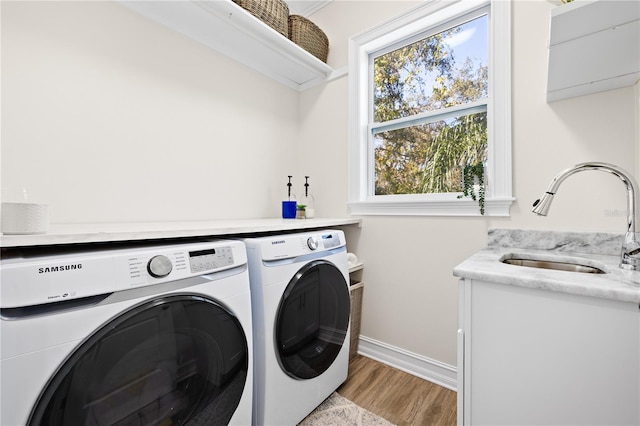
[1,1,300,223]
[2,0,637,371]
[303,0,638,367]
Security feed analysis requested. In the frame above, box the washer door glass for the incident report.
[275,260,350,380]
[29,294,248,426]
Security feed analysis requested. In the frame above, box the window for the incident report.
[348,0,513,216]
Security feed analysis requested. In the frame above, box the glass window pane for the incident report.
[373,15,488,122]
[374,111,487,195]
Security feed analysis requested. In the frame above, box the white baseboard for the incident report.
[356,336,458,392]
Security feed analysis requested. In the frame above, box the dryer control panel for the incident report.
[258,230,346,261]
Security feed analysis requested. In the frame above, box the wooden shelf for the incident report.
[118,0,334,91]
[547,0,640,102]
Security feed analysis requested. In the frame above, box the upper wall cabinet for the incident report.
[118,0,333,91]
[547,0,640,102]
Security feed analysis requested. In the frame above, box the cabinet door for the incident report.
[461,279,639,425]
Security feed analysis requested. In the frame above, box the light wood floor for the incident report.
[337,355,457,426]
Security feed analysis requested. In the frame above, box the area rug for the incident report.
[298,392,396,426]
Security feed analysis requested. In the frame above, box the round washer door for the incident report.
[29,294,249,426]
[275,260,350,380]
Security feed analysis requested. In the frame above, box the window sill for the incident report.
[348,197,515,217]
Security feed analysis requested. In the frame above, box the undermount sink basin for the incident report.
[501,257,606,274]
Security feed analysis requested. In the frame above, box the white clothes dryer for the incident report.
[243,230,350,426]
[1,239,253,426]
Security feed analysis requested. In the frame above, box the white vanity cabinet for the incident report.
[457,278,640,425]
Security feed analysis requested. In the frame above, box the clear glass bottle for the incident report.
[301,176,315,218]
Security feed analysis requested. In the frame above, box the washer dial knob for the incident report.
[148,255,173,278]
[307,237,318,250]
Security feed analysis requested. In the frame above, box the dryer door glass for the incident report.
[29,294,248,426]
[275,260,350,379]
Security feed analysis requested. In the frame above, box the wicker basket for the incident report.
[232,0,289,38]
[349,283,363,359]
[288,15,329,62]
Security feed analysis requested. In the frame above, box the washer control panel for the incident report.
[188,246,235,273]
[0,240,247,308]
[128,245,236,281]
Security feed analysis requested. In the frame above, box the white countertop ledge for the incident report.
[454,229,640,304]
[0,218,362,248]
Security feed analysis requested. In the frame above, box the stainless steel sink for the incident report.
[501,257,606,274]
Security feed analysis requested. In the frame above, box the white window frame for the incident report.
[348,0,513,216]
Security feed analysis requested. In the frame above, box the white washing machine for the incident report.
[1,239,253,426]
[243,230,351,426]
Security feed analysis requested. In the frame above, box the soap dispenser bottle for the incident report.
[282,175,297,219]
[301,176,315,218]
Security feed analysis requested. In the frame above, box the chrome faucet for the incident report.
[532,162,640,271]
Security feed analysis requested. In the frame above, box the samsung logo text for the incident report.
[38,264,83,274]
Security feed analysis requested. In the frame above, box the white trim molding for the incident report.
[357,335,458,392]
[349,197,514,217]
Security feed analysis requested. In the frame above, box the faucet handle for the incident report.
[620,231,640,271]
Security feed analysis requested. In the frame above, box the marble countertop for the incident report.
[0,218,362,248]
[453,229,640,304]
